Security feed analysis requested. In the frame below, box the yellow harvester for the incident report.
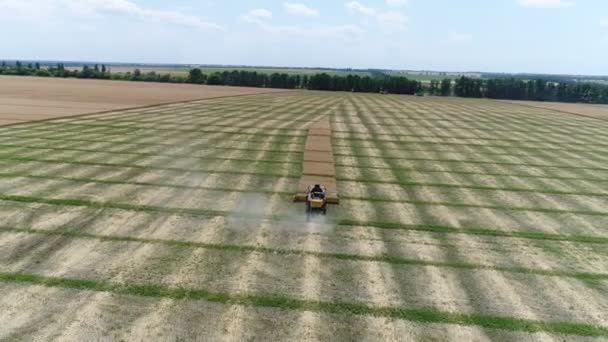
[305,184,327,221]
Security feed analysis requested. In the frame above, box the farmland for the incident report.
[0,76,286,125]
[0,89,608,340]
[107,66,373,77]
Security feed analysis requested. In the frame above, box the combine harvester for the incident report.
[293,117,339,221]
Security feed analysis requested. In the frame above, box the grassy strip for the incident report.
[330,117,604,130]
[337,219,608,244]
[38,121,308,138]
[340,195,608,217]
[0,128,305,149]
[0,144,302,166]
[7,170,608,201]
[335,137,608,156]
[0,172,293,196]
[332,147,608,164]
[0,155,299,179]
[334,158,608,173]
[335,167,608,184]
[4,185,607,218]
[331,121,608,137]
[335,177,608,198]
[3,193,608,245]
[0,271,606,337]
[331,131,608,150]
[2,226,606,281]
[82,118,311,132]
[0,194,280,221]
[0,134,304,154]
[1,124,306,144]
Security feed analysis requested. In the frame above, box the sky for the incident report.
[0,0,607,75]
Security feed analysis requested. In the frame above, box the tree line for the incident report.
[450,76,608,104]
[1,61,607,103]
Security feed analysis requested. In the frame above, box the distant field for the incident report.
[1,90,607,339]
[506,100,608,121]
[109,66,372,77]
[0,76,287,125]
[94,66,475,81]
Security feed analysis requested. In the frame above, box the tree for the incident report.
[440,78,452,96]
[206,73,222,85]
[35,62,40,70]
[101,64,107,73]
[132,68,142,81]
[429,79,439,95]
[187,68,205,84]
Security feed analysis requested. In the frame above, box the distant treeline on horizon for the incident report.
[1,61,607,104]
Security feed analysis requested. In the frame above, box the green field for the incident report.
[0,91,607,340]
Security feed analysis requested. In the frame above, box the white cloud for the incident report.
[241,8,272,25]
[345,2,407,31]
[345,1,376,16]
[0,0,222,30]
[517,0,574,8]
[377,11,408,30]
[283,2,319,17]
[386,0,408,7]
[447,32,473,43]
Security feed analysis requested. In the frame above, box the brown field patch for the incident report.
[0,76,288,125]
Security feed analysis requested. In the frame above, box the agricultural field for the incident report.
[505,100,608,121]
[0,76,284,125]
[107,66,373,77]
[0,90,607,340]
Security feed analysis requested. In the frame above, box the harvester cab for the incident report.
[305,184,327,221]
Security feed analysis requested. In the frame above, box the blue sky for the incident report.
[0,0,606,74]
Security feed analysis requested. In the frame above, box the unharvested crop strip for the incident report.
[0,272,606,337]
[84,116,313,131]
[329,120,608,137]
[335,137,608,156]
[333,148,608,165]
[0,134,304,154]
[334,158,608,173]
[330,130,608,148]
[332,139,608,158]
[335,166,608,183]
[0,194,258,219]
[3,195,604,245]
[337,220,608,244]
[341,195,608,217]
[0,155,299,178]
[331,115,604,130]
[0,172,293,196]
[335,177,608,198]
[81,118,310,133]
[0,144,302,166]
[3,191,608,233]
[334,112,608,132]
[16,122,308,139]
[1,226,607,281]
